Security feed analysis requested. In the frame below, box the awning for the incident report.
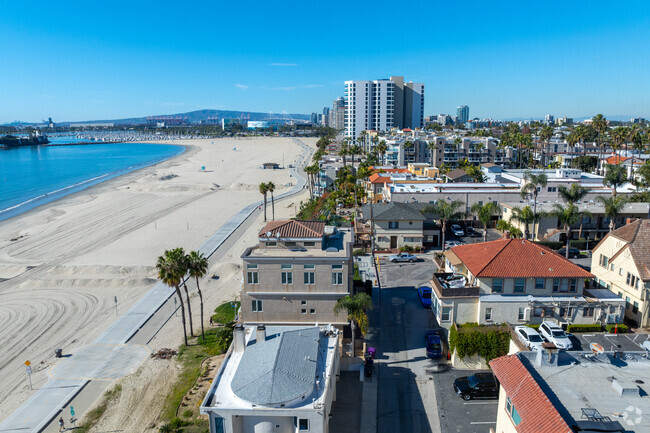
[444,250,463,267]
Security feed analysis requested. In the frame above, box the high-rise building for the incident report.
[344,76,424,139]
[545,114,554,124]
[310,113,319,125]
[456,105,469,125]
[330,97,345,130]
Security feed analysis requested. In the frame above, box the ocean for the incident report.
[0,142,184,222]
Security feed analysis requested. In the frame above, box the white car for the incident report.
[514,326,545,351]
[451,224,464,236]
[539,321,573,350]
[388,252,417,263]
[444,240,462,249]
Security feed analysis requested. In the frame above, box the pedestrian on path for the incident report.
[59,417,65,431]
[209,316,214,326]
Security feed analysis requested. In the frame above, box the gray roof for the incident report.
[231,327,321,406]
[360,202,426,221]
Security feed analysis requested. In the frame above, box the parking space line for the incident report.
[470,421,496,424]
[464,402,498,405]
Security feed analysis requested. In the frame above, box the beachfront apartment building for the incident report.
[344,76,424,139]
[431,236,624,330]
[240,220,353,328]
[200,324,340,433]
[591,219,650,328]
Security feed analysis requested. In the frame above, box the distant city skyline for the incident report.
[1,0,649,124]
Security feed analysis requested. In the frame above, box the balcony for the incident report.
[431,272,480,298]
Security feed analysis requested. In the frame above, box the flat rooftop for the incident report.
[501,201,650,214]
[245,228,351,258]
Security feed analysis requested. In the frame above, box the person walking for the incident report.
[209,316,214,326]
[59,417,65,431]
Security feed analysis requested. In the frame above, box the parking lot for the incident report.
[570,332,650,352]
[445,227,502,247]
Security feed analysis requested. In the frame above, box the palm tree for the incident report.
[267,181,276,220]
[421,200,464,250]
[548,203,591,258]
[333,293,373,357]
[558,184,589,205]
[176,252,195,337]
[471,202,499,242]
[156,248,188,346]
[259,182,269,221]
[538,125,553,167]
[339,140,349,170]
[427,141,438,168]
[596,195,627,232]
[509,205,537,240]
[520,171,548,240]
[591,114,608,174]
[376,140,388,166]
[496,219,523,238]
[187,250,209,339]
[602,164,627,197]
[566,130,579,168]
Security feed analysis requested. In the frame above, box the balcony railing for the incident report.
[431,272,480,298]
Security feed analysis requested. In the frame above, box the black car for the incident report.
[557,247,581,258]
[465,227,481,237]
[452,373,499,400]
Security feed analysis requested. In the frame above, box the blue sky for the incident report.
[1,0,649,123]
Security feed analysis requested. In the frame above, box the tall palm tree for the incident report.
[520,171,548,240]
[548,203,591,258]
[566,130,579,168]
[602,164,627,197]
[591,114,608,174]
[471,201,499,242]
[421,200,464,250]
[427,141,438,168]
[509,205,537,240]
[156,248,188,346]
[267,181,276,220]
[596,195,627,232]
[259,182,269,221]
[539,125,553,167]
[333,293,373,357]
[376,140,388,166]
[177,252,195,337]
[558,184,589,205]
[187,250,209,340]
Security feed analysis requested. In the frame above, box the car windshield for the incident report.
[429,342,441,351]
[529,334,543,342]
[421,291,431,299]
[467,375,479,388]
[552,330,566,337]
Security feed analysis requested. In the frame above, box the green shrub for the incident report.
[605,324,629,333]
[566,324,603,333]
[159,424,173,433]
[169,417,187,430]
[353,264,361,281]
[212,301,240,325]
[525,324,540,330]
[353,249,366,256]
[182,409,193,418]
[449,323,510,365]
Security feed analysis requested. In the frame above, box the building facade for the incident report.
[456,105,469,125]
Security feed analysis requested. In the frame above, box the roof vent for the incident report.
[612,378,640,397]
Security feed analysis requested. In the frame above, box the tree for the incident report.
[637,162,650,191]
[187,250,209,339]
[471,202,499,242]
[421,200,464,250]
[558,184,589,205]
[591,114,608,174]
[465,164,486,183]
[496,219,523,238]
[574,155,599,173]
[566,130,579,167]
[548,203,591,258]
[156,248,189,346]
[333,293,373,357]
[538,125,553,166]
[259,182,269,221]
[596,195,627,232]
[376,140,388,166]
[602,164,627,197]
[267,181,276,220]
[520,171,548,240]
[509,205,537,240]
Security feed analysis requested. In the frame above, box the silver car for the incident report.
[388,253,417,263]
[515,326,544,351]
[539,321,573,350]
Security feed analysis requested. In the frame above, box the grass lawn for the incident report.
[212,301,240,325]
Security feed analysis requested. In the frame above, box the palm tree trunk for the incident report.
[271,192,275,221]
[442,220,447,250]
[182,281,194,337]
[195,277,205,340]
[351,320,356,357]
[532,194,538,241]
[483,222,488,243]
[175,287,188,346]
[263,193,268,221]
[565,226,571,259]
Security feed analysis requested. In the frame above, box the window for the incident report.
[518,308,526,321]
[251,300,263,312]
[304,241,315,247]
[265,241,277,246]
[301,300,307,305]
[514,278,525,293]
[332,272,343,285]
[485,308,493,321]
[247,271,259,284]
[599,254,609,268]
[618,291,623,298]
[553,278,560,292]
[304,264,315,269]
[310,309,315,314]
[441,306,452,322]
[569,279,577,292]
[535,278,545,290]
[627,272,638,288]
[281,271,293,284]
[388,221,399,229]
[304,272,315,285]
[492,279,503,293]
[633,302,639,314]
[332,264,343,269]
[285,241,297,247]
[246,263,258,269]
[281,264,293,269]
[559,307,575,318]
[298,419,309,431]
[547,186,557,192]
[534,307,554,317]
[583,307,594,317]
[301,309,307,314]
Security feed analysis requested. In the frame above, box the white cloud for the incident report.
[268,63,298,67]
[235,83,249,89]
[270,86,296,91]
[301,84,323,88]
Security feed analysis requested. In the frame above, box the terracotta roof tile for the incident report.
[490,355,572,433]
[596,219,650,281]
[604,155,631,165]
[450,238,593,278]
[368,173,391,184]
[258,220,325,239]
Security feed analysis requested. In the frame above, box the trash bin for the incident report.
[55,349,62,358]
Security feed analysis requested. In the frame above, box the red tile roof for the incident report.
[604,155,631,165]
[450,238,594,278]
[369,167,410,173]
[490,355,572,433]
[368,173,391,184]
[258,220,325,239]
[594,219,650,281]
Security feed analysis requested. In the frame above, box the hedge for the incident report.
[606,324,629,333]
[449,323,510,365]
[525,324,540,330]
[534,238,600,252]
[566,324,603,333]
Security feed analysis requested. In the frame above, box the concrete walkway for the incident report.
[0,139,312,433]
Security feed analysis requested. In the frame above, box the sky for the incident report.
[1,0,649,123]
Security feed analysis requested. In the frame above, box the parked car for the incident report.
[453,373,499,400]
[388,252,417,263]
[556,247,581,258]
[417,286,432,308]
[539,321,573,350]
[514,326,545,351]
[465,227,480,237]
[444,240,462,249]
[425,329,444,359]
[451,224,464,237]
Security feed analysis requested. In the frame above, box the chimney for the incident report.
[233,324,246,352]
[535,343,559,367]
[256,324,266,343]
[504,231,511,239]
[626,218,637,225]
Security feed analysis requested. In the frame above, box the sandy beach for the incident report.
[0,136,315,420]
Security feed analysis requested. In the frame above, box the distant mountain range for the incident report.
[3,109,311,126]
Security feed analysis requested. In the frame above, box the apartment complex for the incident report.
[240,220,353,328]
[591,219,650,327]
[329,96,345,131]
[456,105,469,125]
[344,76,424,139]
